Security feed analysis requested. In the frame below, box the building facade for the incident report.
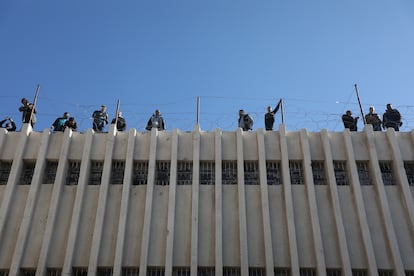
[0,124,413,276]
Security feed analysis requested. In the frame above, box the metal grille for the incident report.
[249,267,265,276]
[155,161,170,186]
[406,271,414,276]
[200,161,215,185]
[19,160,36,185]
[20,268,36,276]
[66,160,81,185]
[172,267,190,276]
[274,267,290,276]
[147,267,165,276]
[356,161,371,185]
[223,267,241,276]
[0,160,12,185]
[111,160,125,184]
[43,160,58,184]
[326,268,342,276]
[0,269,8,276]
[379,161,396,186]
[244,161,259,185]
[133,161,148,185]
[47,268,62,276]
[378,270,394,276]
[267,161,282,185]
[72,267,88,276]
[333,161,349,186]
[222,161,237,185]
[311,161,326,185]
[122,267,139,276]
[404,161,414,186]
[89,160,104,185]
[97,267,113,276]
[177,161,192,185]
[289,160,304,185]
[352,269,367,276]
[198,267,215,276]
[300,268,316,276]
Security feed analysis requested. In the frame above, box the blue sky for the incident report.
[1,0,414,132]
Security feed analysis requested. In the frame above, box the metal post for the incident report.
[29,84,41,126]
[114,99,120,129]
[196,96,200,126]
[280,99,285,124]
[354,84,366,124]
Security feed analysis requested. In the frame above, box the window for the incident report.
[47,268,62,276]
[300,268,316,276]
[173,267,190,276]
[406,270,414,276]
[133,161,148,185]
[89,160,104,185]
[155,161,170,185]
[249,267,265,276]
[334,161,349,186]
[198,267,215,276]
[223,267,240,276]
[0,160,12,185]
[290,160,304,185]
[326,268,342,276]
[378,270,394,276]
[122,267,139,276]
[379,161,395,186]
[43,160,58,184]
[200,161,215,185]
[222,161,237,185]
[20,268,36,276]
[66,160,81,185]
[111,160,125,184]
[312,161,326,185]
[177,161,192,185]
[267,161,282,185]
[352,269,367,276]
[404,161,414,186]
[274,267,290,276]
[20,160,36,185]
[97,267,113,276]
[356,161,371,186]
[147,267,165,276]
[244,161,259,185]
[72,267,88,276]
[0,269,8,276]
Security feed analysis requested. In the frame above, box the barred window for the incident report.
[177,161,192,185]
[89,160,104,185]
[200,161,215,185]
[404,161,414,186]
[133,161,148,185]
[66,160,81,185]
[43,160,58,184]
[155,161,170,186]
[249,267,265,276]
[20,160,36,185]
[223,267,240,276]
[47,268,62,276]
[72,267,88,276]
[198,267,215,276]
[0,160,12,185]
[379,161,395,186]
[147,267,165,276]
[311,161,326,185]
[334,161,349,186]
[20,268,36,276]
[274,267,290,276]
[267,161,281,185]
[300,268,316,276]
[122,267,139,276]
[406,270,414,276]
[222,161,237,185]
[289,160,304,185]
[0,269,8,276]
[244,161,259,185]
[326,268,342,276]
[97,267,113,276]
[356,161,372,186]
[378,270,394,276]
[352,269,367,276]
[173,267,190,276]
[111,160,125,184]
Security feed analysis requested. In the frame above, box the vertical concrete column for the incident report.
[0,124,33,249]
[190,127,201,276]
[0,129,7,154]
[320,129,352,275]
[62,129,95,275]
[278,125,299,275]
[256,129,274,276]
[165,129,179,276]
[37,128,74,276]
[344,127,378,275]
[9,129,51,275]
[365,128,405,275]
[139,128,159,276]
[214,129,223,276]
[298,129,326,276]
[88,124,118,275]
[113,129,137,276]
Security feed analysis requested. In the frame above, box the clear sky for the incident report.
[1,0,414,132]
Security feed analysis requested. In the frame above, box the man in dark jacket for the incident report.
[0,117,17,131]
[342,110,359,131]
[111,111,126,131]
[51,112,70,132]
[383,103,402,131]
[238,109,254,131]
[19,98,36,127]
